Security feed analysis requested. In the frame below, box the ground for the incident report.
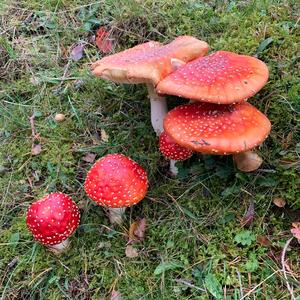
[0,0,300,299]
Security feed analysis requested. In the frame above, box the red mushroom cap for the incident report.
[84,154,148,208]
[157,51,269,104]
[91,36,209,85]
[26,193,80,246]
[164,102,271,155]
[159,131,193,161]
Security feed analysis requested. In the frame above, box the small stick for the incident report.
[281,237,296,300]
[236,270,244,298]
[240,270,280,300]
[174,279,205,292]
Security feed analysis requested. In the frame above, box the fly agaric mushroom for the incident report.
[26,193,80,253]
[159,131,193,176]
[156,51,269,104]
[84,154,148,224]
[163,102,271,172]
[91,36,209,135]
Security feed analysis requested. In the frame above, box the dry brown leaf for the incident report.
[273,197,286,208]
[291,222,300,243]
[283,132,293,149]
[128,218,147,244]
[134,218,147,240]
[241,200,254,227]
[257,235,271,247]
[128,221,138,241]
[101,129,109,142]
[125,245,138,258]
[82,152,96,163]
[111,290,122,300]
[31,144,42,155]
[95,27,113,53]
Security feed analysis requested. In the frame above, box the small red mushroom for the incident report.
[159,131,193,175]
[26,193,80,253]
[156,51,269,104]
[163,102,271,172]
[84,154,148,224]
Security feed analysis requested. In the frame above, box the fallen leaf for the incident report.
[134,218,147,240]
[241,200,255,227]
[31,144,42,155]
[257,235,271,247]
[101,129,109,142]
[125,245,138,258]
[82,152,96,163]
[96,27,113,53]
[283,132,293,149]
[291,222,300,243]
[128,221,138,241]
[273,197,286,208]
[70,44,85,61]
[128,218,147,243]
[111,290,122,300]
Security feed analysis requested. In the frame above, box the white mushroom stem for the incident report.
[108,207,127,225]
[169,160,179,176]
[146,83,168,136]
[47,238,70,254]
[233,150,263,172]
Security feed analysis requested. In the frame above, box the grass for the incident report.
[0,0,300,299]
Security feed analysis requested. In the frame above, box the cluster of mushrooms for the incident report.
[26,36,271,253]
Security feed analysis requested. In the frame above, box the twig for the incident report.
[29,114,42,155]
[29,114,41,141]
[240,270,280,299]
[174,279,205,292]
[236,270,244,298]
[281,237,296,300]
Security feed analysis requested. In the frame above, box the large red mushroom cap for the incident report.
[159,131,193,161]
[164,102,271,155]
[84,154,148,208]
[91,36,209,85]
[26,193,80,246]
[156,51,269,104]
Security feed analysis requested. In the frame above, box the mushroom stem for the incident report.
[108,207,127,225]
[146,83,168,136]
[233,151,263,172]
[169,160,179,176]
[47,238,70,254]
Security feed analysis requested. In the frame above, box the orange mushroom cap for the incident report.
[157,51,269,104]
[164,102,271,155]
[91,36,209,85]
[84,154,148,208]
